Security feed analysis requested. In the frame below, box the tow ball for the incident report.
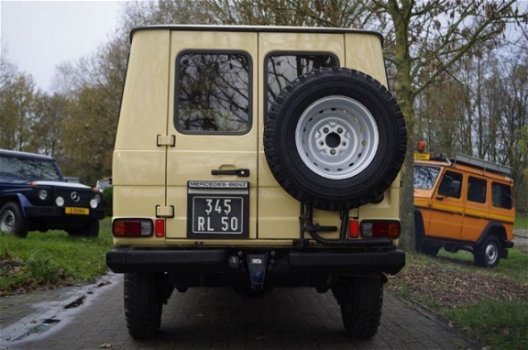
[229,252,270,292]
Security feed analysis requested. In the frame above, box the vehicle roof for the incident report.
[415,160,513,183]
[131,24,384,43]
[0,148,55,161]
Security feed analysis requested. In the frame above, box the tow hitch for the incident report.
[246,253,269,292]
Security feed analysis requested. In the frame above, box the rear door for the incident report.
[165,31,258,239]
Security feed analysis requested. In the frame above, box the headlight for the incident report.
[90,199,98,209]
[38,189,48,201]
[55,196,65,207]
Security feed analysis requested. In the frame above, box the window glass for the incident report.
[413,165,440,190]
[0,155,62,181]
[176,52,251,133]
[438,171,462,198]
[492,182,512,209]
[265,54,338,112]
[467,177,487,203]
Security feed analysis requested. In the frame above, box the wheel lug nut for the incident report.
[337,128,343,133]
[323,128,329,133]
[330,149,336,155]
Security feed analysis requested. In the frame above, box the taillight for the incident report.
[348,220,360,238]
[155,219,165,238]
[360,220,400,239]
[113,219,153,237]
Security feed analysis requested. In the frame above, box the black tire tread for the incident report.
[124,273,163,339]
[474,235,501,267]
[264,67,406,210]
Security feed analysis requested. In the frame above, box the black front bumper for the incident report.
[106,247,405,276]
[26,206,105,220]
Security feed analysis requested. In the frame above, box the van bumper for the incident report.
[106,248,405,275]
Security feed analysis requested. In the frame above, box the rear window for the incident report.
[175,52,251,134]
[0,154,62,181]
[492,182,512,209]
[265,53,339,113]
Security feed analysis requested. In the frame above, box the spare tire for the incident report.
[264,68,406,210]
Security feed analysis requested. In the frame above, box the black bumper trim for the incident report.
[106,248,405,275]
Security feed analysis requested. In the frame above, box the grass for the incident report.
[0,219,113,296]
[389,249,528,350]
[516,215,528,229]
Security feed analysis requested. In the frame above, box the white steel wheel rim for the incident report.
[295,95,379,180]
[485,242,498,265]
[0,210,15,232]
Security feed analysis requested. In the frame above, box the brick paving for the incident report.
[0,275,477,350]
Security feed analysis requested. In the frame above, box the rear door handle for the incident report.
[211,168,250,177]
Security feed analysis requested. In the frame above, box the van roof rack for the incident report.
[453,153,512,176]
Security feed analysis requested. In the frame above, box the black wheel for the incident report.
[0,202,28,238]
[264,67,406,210]
[332,277,383,339]
[124,273,167,339]
[474,236,501,267]
[80,220,99,237]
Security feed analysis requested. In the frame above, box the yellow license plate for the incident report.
[414,152,431,160]
[65,207,90,215]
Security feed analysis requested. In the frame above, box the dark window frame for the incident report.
[174,49,253,135]
[263,51,340,115]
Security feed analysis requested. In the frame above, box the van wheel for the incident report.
[0,202,28,238]
[264,68,406,210]
[332,277,383,339]
[475,236,501,267]
[124,273,164,338]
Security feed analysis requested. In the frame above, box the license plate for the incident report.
[414,152,431,160]
[187,181,249,238]
[65,207,90,215]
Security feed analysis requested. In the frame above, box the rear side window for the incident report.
[175,52,251,134]
[438,171,463,198]
[265,53,339,112]
[492,182,512,209]
[467,177,487,203]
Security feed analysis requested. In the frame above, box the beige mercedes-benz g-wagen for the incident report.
[107,25,407,339]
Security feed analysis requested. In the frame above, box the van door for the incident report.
[428,170,464,239]
[257,32,345,239]
[461,176,489,241]
[165,31,258,239]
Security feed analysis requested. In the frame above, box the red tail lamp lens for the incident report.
[348,220,360,238]
[113,219,153,237]
[155,219,165,238]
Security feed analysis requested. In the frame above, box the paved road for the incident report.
[0,275,476,350]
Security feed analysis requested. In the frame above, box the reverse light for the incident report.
[113,219,153,237]
[361,220,400,239]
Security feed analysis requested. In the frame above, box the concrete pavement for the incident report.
[0,274,477,350]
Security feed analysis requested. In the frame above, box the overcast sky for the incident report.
[1,1,124,92]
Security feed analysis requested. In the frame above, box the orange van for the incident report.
[414,152,515,267]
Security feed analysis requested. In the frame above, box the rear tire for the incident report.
[332,277,383,339]
[0,202,28,238]
[474,236,501,267]
[124,273,164,339]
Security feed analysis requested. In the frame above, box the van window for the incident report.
[468,177,487,203]
[438,171,462,198]
[175,52,251,133]
[265,53,338,112]
[492,183,512,209]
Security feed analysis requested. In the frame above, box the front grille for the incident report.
[54,188,92,207]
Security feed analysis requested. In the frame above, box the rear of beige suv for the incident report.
[107,25,407,340]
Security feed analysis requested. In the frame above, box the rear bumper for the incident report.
[106,247,405,275]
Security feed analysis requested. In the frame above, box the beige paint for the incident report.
[113,27,401,247]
